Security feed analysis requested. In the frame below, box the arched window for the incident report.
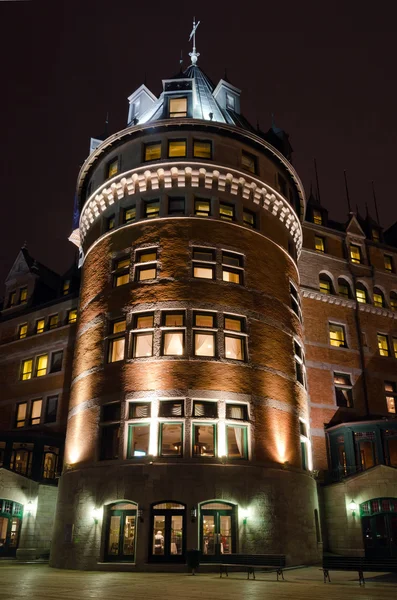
[105,501,137,562]
[150,501,186,563]
[390,291,397,312]
[42,447,59,480]
[200,501,237,561]
[355,282,368,304]
[338,278,351,299]
[319,274,333,295]
[10,445,33,477]
[373,287,385,308]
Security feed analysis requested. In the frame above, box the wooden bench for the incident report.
[219,554,286,580]
[322,556,397,586]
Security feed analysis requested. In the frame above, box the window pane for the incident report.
[134,333,153,357]
[164,313,184,327]
[145,143,161,161]
[350,245,361,263]
[242,152,255,173]
[145,201,160,218]
[159,400,183,417]
[125,207,136,222]
[45,396,58,423]
[36,319,45,334]
[19,324,27,339]
[115,273,129,287]
[222,253,242,267]
[129,424,150,457]
[169,98,187,117]
[153,516,165,555]
[107,215,115,230]
[320,278,331,294]
[378,334,389,356]
[193,141,211,159]
[30,399,42,425]
[138,251,157,263]
[386,396,396,413]
[223,269,241,284]
[108,159,118,178]
[129,402,151,419]
[220,204,234,221]
[19,288,27,302]
[50,351,63,373]
[168,140,187,157]
[160,423,183,456]
[226,404,247,420]
[356,288,367,303]
[226,426,247,458]
[339,283,350,298]
[225,336,244,360]
[193,401,217,418]
[243,210,255,227]
[116,258,129,270]
[16,403,27,427]
[394,338,397,358]
[136,314,154,329]
[224,317,242,332]
[49,315,58,329]
[374,293,384,307]
[36,355,48,377]
[315,237,325,252]
[195,199,210,216]
[313,209,322,225]
[171,515,183,555]
[226,93,235,109]
[21,359,33,380]
[109,338,125,362]
[329,324,346,347]
[194,313,215,327]
[163,332,184,356]
[137,267,157,281]
[193,249,214,262]
[112,320,126,334]
[193,425,215,456]
[384,255,393,271]
[194,332,215,357]
[169,197,185,214]
[68,309,78,323]
[193,266,214,279]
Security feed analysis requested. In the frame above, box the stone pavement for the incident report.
[0,563,396,600]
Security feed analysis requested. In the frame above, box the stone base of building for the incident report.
[50,462,322,570]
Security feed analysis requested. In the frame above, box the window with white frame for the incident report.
[299,419,311,471]
[334,372,353,407]
[294,340,306,387]
[193,312,216,357]
[108,319,126,363]
[161,312,185,356]
[132,313,154,357]
[289,282,302,322]
[224,315,246,361]
[385,382,397,414]
[135,248,158,281]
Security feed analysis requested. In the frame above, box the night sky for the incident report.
[1,1,396,288]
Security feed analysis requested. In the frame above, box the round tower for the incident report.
[50,43,320,569]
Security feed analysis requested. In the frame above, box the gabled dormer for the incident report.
[305,188,328,227]
[127,84,158,126]
[161,75,194,120]
[213,79,241,115]
[345,214,367,265]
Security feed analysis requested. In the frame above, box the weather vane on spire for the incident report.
[189,17,200,65]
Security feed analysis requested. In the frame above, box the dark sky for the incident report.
[1,1,397,288]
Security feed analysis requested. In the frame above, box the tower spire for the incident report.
[189,17,200,65]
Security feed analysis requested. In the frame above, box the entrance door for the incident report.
[150,502,186,562]
[105,502,137,562]
[200,502,236,561]
[362,514,397,558]
[0,500,23,557]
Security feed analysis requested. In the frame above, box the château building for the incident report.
[1,28,396,567]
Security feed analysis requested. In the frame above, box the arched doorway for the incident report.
[200,501,237,562]
[361,498,397,558]
[104,501,137,562]
[149,501,186,562]
[0,500,23,557]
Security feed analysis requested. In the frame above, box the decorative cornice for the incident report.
[79,162,303,255]
[301,287,397,319]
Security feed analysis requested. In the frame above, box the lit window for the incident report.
[107,215,115,231]
[226,404,248,420]
[338,280,350,299]
[385,382,397,414]
[194,313,215,328]
[192,424,215,457]
[315,236,325,253]
[168,197,185,215]
[393,338,397,359]
[192,247,215,280]
[222,252,243,284]
[356,284,367,304]
[159,423,183,456]
[226,93,235,110]
[168,140,187,157]
[373,290,384,308]
[129,402,151,419]
[132,313,154,357]
[384,255,393,272]
[372,229,380,243]
[350,244,362,264]
[391,294,397,312]
[319,276,331,295]
[226,425,247,459]
[30,399,42,426]
[241,151,256,174]
[378,334,390,357]
[128,424,150,457]
[290,282,302,322]
[169,97,187,118]
[163,312,184,327]
[9,291,16,306]
[159,400,184,417]
[195,199,210,216]
[135,249,157,281]
[163,332,184,356]
[145,200,160,219]
[334,373,353,407]
[313,209,322,225]
[49,315,58,330]
[45,396,58,423]
[113,257,130,287]
[294,340,306,387]
[68,309,77,324]
[224,335,245,361]
[19,288,28,303]
[224,316,243,332]
[35,354,48,377]
[16,403,27,427]
[301,439,309,471]
[108,320,126,363]
[18,324,27,339]
[194,331,215,357]
[329,323,346,348]
[219,203,235,222]
[62,280,70,296]
[36,319,45,334]
[193,140,212,159]
[144,142,161,161]
[243,210,255,228]
[107,158,118,179]
[50,351,63,373]
[124,206,136,223]
[193,400,217,418]
[136,314,154,329]
[20,359,33,381]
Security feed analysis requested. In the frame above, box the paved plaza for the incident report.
[0,563,396,600]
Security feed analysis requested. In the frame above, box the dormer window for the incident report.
[19,288,28,304]
[241,151,256,174]
[350,244,362,264]
[107,158,118,179]
[9,291,16,307]
[226,93,235,110]
[169,97,187,118]
[131,98,140,121]
[312,209,322,225]
[372,229,380,243]
[62,280,70,296]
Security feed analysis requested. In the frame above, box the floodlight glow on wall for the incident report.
[240,507,250,524]
[349,500,358,517]
[92,507,101,524]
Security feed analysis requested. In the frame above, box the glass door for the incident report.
[0,500,23,557]
[200,502,236,562]
[105,502,136,562]
[362,514,397,558]
[150,502,185,562]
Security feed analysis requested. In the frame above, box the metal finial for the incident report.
[189,17,200,65]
